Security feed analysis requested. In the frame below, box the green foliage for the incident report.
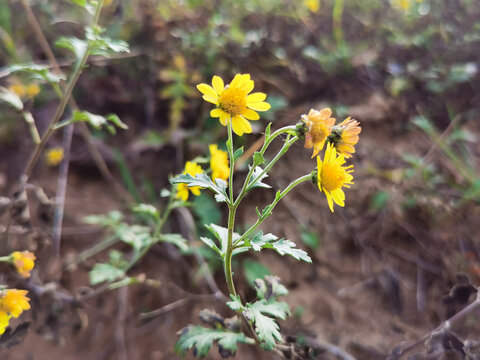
[299,228,320,250]
[0,86,23,110]
[89,250,127,285]
[247,166,271,190]
[67,110,128,134]
[175,326,251,358]
[5,64,66,84]
[171,173,229,203]
[247,231,311,263]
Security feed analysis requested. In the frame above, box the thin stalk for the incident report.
[234,173,311,247]
[227,120,235,204]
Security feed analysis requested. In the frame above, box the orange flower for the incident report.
[302,108,336,158]
[0,289,31,318]
[329,117,361,158]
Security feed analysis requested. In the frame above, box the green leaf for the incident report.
[171,173,228,203]
[5,64,66,84]
[300,229,320,250]
[249,299,290,320]
[226,295,244,312]
[117,224,153,252]
[264,123,272,138]
[233,147,244,162]
[83,210,124,227]
[175,326,250,358]
[369,190,389,212]
[248,232,311,263]
[55,37,88,60]
[132,203,159,219]
[0,86,23,110]
[158,233,188,252]
[247,166,271,189]
[244,305,281,350]
[204,224,240,255]
[85,26,130,56]
[89,262,125,285]
[243,259,271,286]
[71,110,128,133]
[253,151,265,166]
[199,237,221,255]
[67,0,95,15]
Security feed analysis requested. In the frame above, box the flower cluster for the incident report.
[0,289,31,335]
[302,107,361,212]
[209,144,229,182]
[8,81,41,99]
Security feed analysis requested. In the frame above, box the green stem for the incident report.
[0,256,11,262]
[224,119,237,296]
[22,0,104,181]
[234,173,311,247]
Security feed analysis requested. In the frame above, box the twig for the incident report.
[115,286,129,360]
[389,290,480,359]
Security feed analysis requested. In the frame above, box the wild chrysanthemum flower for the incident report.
[11,251,36,278]
[197,74,271,136]
[8,82,40,99]
[0,311,11,335]
[302,108,336,158]
[176,161,203,201]
[45,147,64,166]
[316,143,354,212]
[209,144,229,181]
[0,289,31,318]
[328,117,361,158]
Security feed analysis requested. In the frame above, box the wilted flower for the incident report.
[302,108,336,158]
[176,161,203,201]
[316,143,354,212]
[328,117,361,158]
[209,144,229,182]
[197,74,271,136]
[45,147,64,166]
[11,251,36,278]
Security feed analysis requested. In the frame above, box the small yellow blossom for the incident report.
[11,251,36,278]
[304,0,320,12]
[0,289,31,318]
[209,144,230,182]
[8,84,27,98]
[45,147,64,166]
[26,84,41,98]
[8,82,40,99]
[316,143,354,212]
[197,74,271,136]
[302,108,336,158]
[176,161,203,201]
[329,117,361,158]
[0,311,11,335]
[392,0,423,11]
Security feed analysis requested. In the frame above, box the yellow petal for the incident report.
[212,76,224,95]
[232,115,252,136]
[218,111,230,126]
[248,101,271,111]
[242,108,260,120]
[197,83,217,99]
[247,92,267,103]
[331,189,345,206]
[325,191,334,212]
[210,108,223,118]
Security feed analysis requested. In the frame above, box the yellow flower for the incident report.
[8,83,40,99]
[8,84,27,98]
[26,84,41,98]
[45,147,64,166]
[316,143,354,212]
[329,117,361,158]
[302,108,336,158]
[0,311,11,335]
[209,144,230,182]
[197,74,271,136]
[176,161,203,201]
[11,251,36,278]
[304,0,320,12]
[0,289,31,318]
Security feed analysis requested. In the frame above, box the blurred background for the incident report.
[1,0,480,359]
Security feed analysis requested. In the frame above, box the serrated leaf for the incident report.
[244,307,281,350]
[250,300,290,320]
[175,326,249,358]
[269,239,311,263]
[0,86,23,110]
[89,263,125,285]
[247,166,271,190]
[83,210,124,226]
[226,295,244,312]
[254,276,289,300]
[250,232,278,251]
[85,26,130,56]
[253,152,265,166]
[55,37,88,60]
[117,225,153,252]
[159,233,188,252]
[171,173,228,203]
[233,147,244,162]
[71,110,127,132]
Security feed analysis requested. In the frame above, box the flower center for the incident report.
[309,122,330,143]
[219,86,247,116]
[321,163,346,192]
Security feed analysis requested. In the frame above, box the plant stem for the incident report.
[234,173,311,247]
[224,120,237,296]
